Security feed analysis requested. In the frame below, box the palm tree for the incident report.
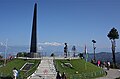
[107,27,119,68]
[92,40,96,61]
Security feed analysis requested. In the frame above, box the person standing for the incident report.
[97,60,101,67]
[107,61,110,70]
[64,43,68,58]
[103,62,106,68]
[13,67,18,79]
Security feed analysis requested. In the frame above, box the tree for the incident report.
[92,40,96,61]
[107,27,119,68]
[17,52,24,57]
[17,52,28,57]
[51,53,55,57]
[78,53,84,59]
[72,46,76,57]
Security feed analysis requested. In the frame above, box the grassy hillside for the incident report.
[54,59,105,79]
[0,58,40,78]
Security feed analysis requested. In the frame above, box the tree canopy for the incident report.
[92,40,96,43]
[107,27,119,40]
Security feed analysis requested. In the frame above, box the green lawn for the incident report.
[54,59,106,79]
[0,60,4,65]
[0,58,40,78]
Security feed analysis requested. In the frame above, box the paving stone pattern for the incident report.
[28,57,56,79]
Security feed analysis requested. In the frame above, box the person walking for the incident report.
[61,72,67,79]
[13,67,18,79]
[56,71,61,79]
[97,60,101,67]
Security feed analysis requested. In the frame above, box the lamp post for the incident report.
[92,40,96,61]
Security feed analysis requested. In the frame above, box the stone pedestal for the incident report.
[31,53,39,58]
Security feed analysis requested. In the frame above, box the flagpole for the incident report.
[4,39,8,66]
[85,56,87,70]
[85,53,88,70]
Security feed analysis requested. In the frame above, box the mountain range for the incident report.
[0,42,120,64]
[88,52,120,64]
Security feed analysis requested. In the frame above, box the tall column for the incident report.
[30,3,37,57]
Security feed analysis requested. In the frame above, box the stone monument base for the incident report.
[31,53,39,58]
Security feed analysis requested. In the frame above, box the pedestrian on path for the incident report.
[107,61,110,70]
[103,61,106,68]
[56,71,61,79]
[13,67,18,79]
[97,60,101,67]
[61,72,67,79]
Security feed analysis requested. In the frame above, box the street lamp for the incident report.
[92,40,96,61]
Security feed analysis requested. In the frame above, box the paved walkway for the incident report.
[24,57,120,79]
[27,57,57,79]
[96,68,120,79]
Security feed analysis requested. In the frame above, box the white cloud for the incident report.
[38,42,63,46]
[0,42,6,46]
[0,42,4,46]
[38,46,43,50]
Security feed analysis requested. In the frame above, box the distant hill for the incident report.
[88,52,120,64]
[0,44,120,64]
[0,45,28,57]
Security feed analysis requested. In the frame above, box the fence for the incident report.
[69,70,105,79]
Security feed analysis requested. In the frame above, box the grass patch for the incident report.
[54,59,105,79]
[0,60,4,65]
[0,58,40,78]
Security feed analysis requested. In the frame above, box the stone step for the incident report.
[28,58,57,79]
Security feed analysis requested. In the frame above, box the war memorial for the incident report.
[0,2,120,79]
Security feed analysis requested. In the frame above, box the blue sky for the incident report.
[0,0,120,52]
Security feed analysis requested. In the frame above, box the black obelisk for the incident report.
[30,3,37,57]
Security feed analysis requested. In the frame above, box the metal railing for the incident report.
[69,70,105,79]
